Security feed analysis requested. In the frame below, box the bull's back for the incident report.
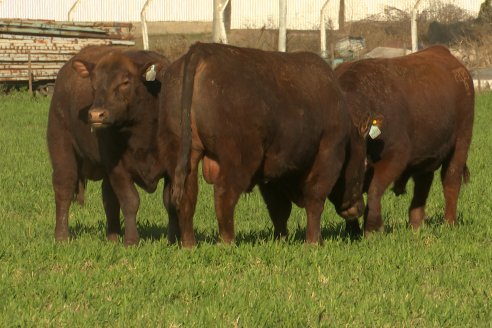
[395,46,473,161]
[190,44,348,174]
[336,46,473,165]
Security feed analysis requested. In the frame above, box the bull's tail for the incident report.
[463,164,470,184]
[171,44,202,207]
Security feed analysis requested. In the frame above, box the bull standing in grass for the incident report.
[335,45,474,233]
[47,45,169,245]
[158,42,370,247]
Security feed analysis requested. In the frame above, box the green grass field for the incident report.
[0,91,491,327]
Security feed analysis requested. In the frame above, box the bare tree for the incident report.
[212,0,230,43]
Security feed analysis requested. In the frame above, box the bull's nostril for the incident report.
[98,112,105,118]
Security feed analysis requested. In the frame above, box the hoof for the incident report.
[55,235,69,242]
[181,239,197,248]
[364,225,384,238]
[107,233,120,243]
[345,219,362,236]
[409,219,424,230]
[55,230,69,242]
[123,237,139,247]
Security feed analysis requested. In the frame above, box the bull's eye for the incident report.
[114,79,131,101]
[120,79,130,88]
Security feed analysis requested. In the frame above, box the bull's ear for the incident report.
[72,60,94,78]
[359,113,384,138]
[358,113,372,137]
[141,62,163,82]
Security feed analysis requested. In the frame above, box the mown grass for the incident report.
[0,91,490,327]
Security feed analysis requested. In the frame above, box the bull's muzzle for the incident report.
[88,108,112,128]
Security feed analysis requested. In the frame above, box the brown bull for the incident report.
[158,42,368,246]
[335,45,474,233]
[47,45,169,245]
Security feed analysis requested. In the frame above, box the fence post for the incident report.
[411,0,422,52]
[212,0,230,43]
[141,0,153,50]
[28,50,33,96]
[320,0,331,59]
[278,0,287,52]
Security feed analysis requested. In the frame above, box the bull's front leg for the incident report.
[102,178,122,242]
[107,165,140,246]
[163,177,179,245]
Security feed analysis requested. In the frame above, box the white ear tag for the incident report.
[369,124,381,139]
[145,64,156,81]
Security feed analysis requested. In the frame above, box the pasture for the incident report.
[0,91,491,327]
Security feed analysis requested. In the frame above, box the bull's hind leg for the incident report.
[303,142,345,244]
[163,177,179,245]
[440,146,469,225]
[175,150,201,248]
[408,172,434,229]
[259,183,292,239]
[213,180,242,244]
[102,178,121,242]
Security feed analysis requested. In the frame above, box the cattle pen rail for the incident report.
[0,19,134,94]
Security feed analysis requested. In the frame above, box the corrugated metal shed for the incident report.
[0,0,213,22]
[0,0,485,30]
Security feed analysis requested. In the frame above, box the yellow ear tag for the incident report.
[369,120,381,139]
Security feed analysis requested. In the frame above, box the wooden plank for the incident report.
[0,19,133,39]
[0,63,65,69]
[0,19,134,83]
[0,56,72,62]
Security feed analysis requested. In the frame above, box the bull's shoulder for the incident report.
[72,45,127,62]
[122,49,171,67]
[417,45,452,57]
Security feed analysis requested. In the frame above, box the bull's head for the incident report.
[72,52,162,129]
[330,112,385,222]
[329,114,376,223]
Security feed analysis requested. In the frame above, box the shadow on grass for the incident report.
[233,221,363,246]
[71,220,106,238]
[423,212,469,228]
[381,211,469,235]
[69,216,367,246]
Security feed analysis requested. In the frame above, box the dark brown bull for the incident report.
[158,42,368,247]
[47,45,169,245]
[334,45,474,233]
